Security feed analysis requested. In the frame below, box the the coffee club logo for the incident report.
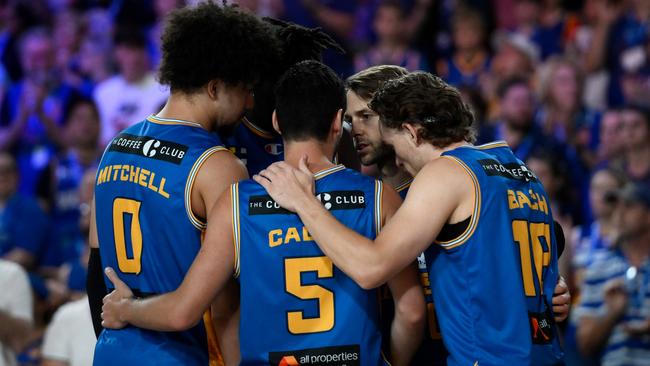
[109,133,188,165]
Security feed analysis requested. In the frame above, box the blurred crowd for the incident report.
[0,0,649,365]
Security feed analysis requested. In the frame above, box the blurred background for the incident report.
[0,0,648,365]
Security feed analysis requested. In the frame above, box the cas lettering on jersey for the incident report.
[109,133,188,165]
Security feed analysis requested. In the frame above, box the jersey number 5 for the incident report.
[284,256,335,334]
[512,220,552,297]
[113,198,143,274]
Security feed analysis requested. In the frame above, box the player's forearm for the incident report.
[389,310,424,366]
[124,294,201,332]
[295,194,387,289]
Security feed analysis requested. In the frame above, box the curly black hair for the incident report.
[158,1,280,93]
[245,18,343,131]
[370,72,476,148]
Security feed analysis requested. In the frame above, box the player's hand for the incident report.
[552,276,570,322]
[101,267,134,329]
[254,155,315,212]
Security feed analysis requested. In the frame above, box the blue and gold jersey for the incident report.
[93,115,228,366]
[426,141,564,366]
[225,118,284,176]
[232,165,388,366]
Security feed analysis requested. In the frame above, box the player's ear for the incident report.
[401,122,419,146]
[330,109,343,139]
[206,79,221,100]
[272,110,281,134]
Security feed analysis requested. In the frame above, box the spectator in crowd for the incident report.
[0,258,33,366]
[536,56,599,168]
[437,6,490,89]
[583,0,650,106]
[354,0,428,72]
[41,169,96,366]
[483,35,537,119]
[280,0,356,75]
[479,77,549,161]
[52,10,87,96]
[576,182,650,365]
[619,105,650,188]
[572,168,627,284]
[93,28,167,146]
[0,28,75,195]
[596,108,625,167]
[147,0,185,69]
[0,152,49,270]
[38,97,100,273]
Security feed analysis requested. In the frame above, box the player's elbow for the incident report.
[355,265,385,290]
[169,307,202,331]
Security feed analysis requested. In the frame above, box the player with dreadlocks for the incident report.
[225,18,361,174]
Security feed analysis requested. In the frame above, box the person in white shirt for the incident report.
[0,259,33,366]
[93,28,168,146]
[41,296,96,366]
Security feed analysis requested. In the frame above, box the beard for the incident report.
[363,143,395,167]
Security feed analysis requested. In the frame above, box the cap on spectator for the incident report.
[617,183,650,209]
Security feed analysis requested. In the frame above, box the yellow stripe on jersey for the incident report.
[231,183,241,278]
[202,309,225,366]
[395,178,413,193]
[242,117,275,139]
[434,156,481,250]
[475,140,509,150]
[313,164,346,180]
[147,115,203,128]
[184,146,230,230]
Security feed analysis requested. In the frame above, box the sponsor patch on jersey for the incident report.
[269,345,360,366]
[528,311,554,344]
[478,159,538,182]
[249,191,366,215]
[109,133,188,165]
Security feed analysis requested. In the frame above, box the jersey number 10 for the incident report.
[512,220,552,297]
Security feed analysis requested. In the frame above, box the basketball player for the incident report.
[254,72,565,365]
[225,18,360,175]
[345,66,571,365]
[101,61,425,365]
[88,3,278,365]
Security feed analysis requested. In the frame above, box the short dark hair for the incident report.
[158,1,280,93]
[275,60,345,142]
[346,65,408,101]
[369,72,476,147]
[62,94,99,126]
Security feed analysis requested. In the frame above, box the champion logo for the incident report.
[143,139,161,157]
[265,143,283,155]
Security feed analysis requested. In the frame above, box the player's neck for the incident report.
[155,93,214,131]
[377,160,411,188]
[284,140,337,174]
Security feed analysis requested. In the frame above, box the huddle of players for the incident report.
[90,2,567,366]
